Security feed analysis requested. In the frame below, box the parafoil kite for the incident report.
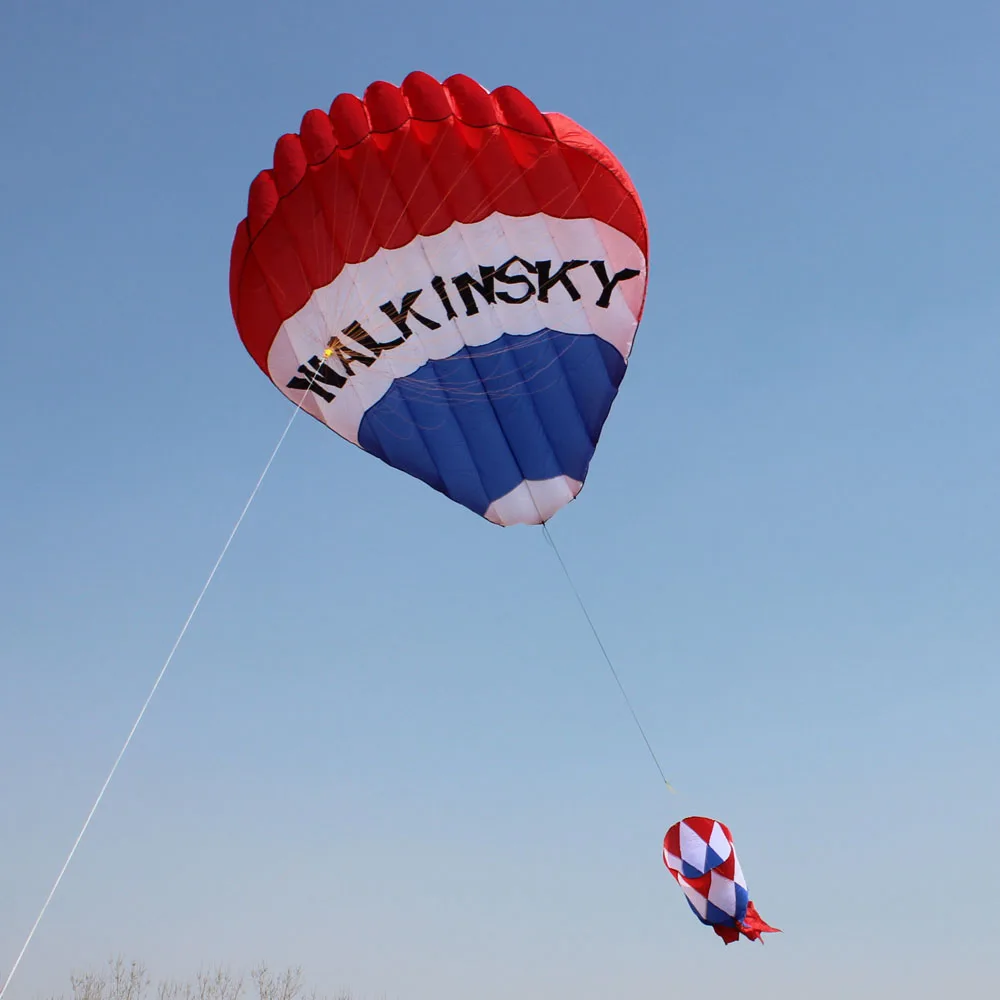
[663,816,780,944]
[229,72,648,525]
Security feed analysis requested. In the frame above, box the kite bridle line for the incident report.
[541,522,674,793]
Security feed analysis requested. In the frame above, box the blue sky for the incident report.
[1,1,998,997]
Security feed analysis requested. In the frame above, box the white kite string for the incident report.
[0,399,309,1000]
[541,523,673,792]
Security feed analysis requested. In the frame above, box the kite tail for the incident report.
[739,900,781,942]
[712,902,781,945]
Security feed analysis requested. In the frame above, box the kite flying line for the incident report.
[0,399,311,1000]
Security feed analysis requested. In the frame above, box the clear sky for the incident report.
[2,1,998,997]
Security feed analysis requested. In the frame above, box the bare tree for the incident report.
[157,968,244,1000]
[45,962,350,1000]
[249,967,350,1000]
[249,966,302,1000]
[69,957,149,1000]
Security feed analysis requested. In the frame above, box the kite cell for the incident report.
[229,72,648,525]
[663,816,780,944]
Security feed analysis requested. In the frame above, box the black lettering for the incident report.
[338,319,404,359]
[495,256,537,304]
[286,375,334,403]
[286,356,348,404]
[431,276,458,320]
[379,290,441,338]
[590,260,641,308]
[535,259,587,303]
[325,337,376,372]
[452,266,497,316]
